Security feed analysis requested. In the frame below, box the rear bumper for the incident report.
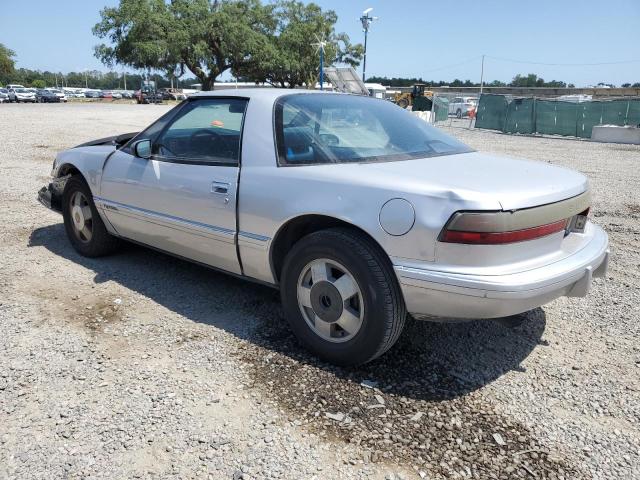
[395,224,609,320]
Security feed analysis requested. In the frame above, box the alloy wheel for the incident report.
[296,258,364,343]
[69,191,93,243]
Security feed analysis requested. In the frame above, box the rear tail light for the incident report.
[440,193,592,245]
[440,219,568,245]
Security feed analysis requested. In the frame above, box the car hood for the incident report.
[316,151,589,211]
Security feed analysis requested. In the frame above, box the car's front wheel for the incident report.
[281,228,407,366]
[62,175,121,257]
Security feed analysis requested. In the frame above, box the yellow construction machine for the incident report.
[394,84,434,111]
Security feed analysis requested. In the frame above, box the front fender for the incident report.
[54,146,116,196]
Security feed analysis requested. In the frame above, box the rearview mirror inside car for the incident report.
[132,139,151,159]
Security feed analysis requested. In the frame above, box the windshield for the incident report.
[14,88,27,93]
[275,94,472,165]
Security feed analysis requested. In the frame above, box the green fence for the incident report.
[475,94,640,138]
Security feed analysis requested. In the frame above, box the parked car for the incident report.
[84,90,101,98]
[36,89,61,103]
[119,90,134,99]
[37,90,609,366]
[46,89,67,102]
[0,88,8,103]
[135,85,163,104]
[161,88,187,101]
[448,96,478,118]
[6,84,25,90]
[8,87,36,103]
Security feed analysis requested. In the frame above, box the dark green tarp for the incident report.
[474,94,640,138]
[504,97,535,134]
[536,100,578,137]
[432,96,449,122]
[475,94,508,131]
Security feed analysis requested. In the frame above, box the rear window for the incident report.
[275,94,472,166]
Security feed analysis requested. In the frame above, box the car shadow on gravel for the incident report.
[30,223,547,402]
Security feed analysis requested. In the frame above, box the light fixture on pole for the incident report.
[312,34,329,90]
[360,7,378,82]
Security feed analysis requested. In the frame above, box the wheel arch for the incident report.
[269,214,390,284]
[56,162,83,179]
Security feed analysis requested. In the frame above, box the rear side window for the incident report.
[274,94,472,165]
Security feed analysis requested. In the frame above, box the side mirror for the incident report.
[132,139,152,159]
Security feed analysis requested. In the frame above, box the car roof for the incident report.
[190,88,337,101]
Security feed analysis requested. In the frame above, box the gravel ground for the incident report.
[0,103,638,479]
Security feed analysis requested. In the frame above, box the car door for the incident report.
[98,97,248,274]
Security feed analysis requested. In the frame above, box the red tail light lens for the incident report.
[440,219,569,245]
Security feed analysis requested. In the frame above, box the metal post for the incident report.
[360,9,377,83]
[320,46,324,90]
[362,27,368,82]
[480,55,485,94]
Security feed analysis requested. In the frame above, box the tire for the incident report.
[62,175,121,257]
[456,108,462,119]
[397,98,409,109]
[280,227,407,366]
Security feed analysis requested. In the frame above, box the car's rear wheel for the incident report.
[280,228,407,366]
[62,175,121,257]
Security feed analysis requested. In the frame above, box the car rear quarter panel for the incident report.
[238,96,501,284]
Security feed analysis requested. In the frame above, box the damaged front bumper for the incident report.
[37,175,68,213]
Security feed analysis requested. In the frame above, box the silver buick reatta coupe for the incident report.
[38,89,609,365]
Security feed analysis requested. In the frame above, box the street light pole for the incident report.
[360,8,378,83]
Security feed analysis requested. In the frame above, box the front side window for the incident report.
[275,94,473,166]
[153,98,247,165]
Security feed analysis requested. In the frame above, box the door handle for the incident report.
[210,181,230,194]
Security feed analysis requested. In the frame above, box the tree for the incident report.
[31,79,46,88]
[0,44,16,83]
[93,0,275,90]
[510,73,569,88]
[233,1,363,88]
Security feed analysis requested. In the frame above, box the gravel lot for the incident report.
[1,103,638,479]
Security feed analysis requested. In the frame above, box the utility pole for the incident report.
[85,71,88,89]
[124,72,127,90]
[480,55,485,94]
[360,8,378,83]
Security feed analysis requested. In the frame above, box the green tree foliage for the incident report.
[366,77,509,88]
[234,1,362,88]
[510,73,567,88]
[31,79,46,89]
[0,44,16,83]
[93,0,360,90]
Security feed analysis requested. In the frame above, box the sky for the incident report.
[1,0,640,86]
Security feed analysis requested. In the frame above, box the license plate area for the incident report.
[566,208,590,235]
